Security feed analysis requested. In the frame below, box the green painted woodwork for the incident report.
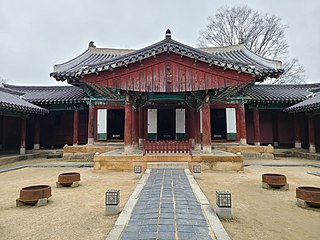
[176,133,185,140]
[227,133,237,141]
[148,94,185,101]
[97,133,107,140]
[148,133,157,140]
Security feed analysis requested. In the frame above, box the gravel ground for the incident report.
[0,166,138,240]
[197,158,320,240]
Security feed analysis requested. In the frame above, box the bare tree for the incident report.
[0,76,7,85]
[198,5,305,84]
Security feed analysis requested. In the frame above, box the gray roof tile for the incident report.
[4,84,88,105]
[285,91,320,113]
[51,36,283,83]
[0,86,48,114]
[241,83,320,103]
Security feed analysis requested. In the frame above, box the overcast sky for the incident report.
[0,0,319,86]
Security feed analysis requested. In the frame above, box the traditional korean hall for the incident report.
[1,30,319,170]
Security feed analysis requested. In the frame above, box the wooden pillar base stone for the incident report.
[194,143,201,151]
[295,141,302,149]
[20,148,26,155]
[139,138,144,148]
[202,145,211,153]
[124,145,133,153]
[34,144,40,150]
[87,138,94,145]
[309,144,316,153]
[240,138,247,145]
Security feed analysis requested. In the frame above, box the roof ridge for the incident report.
[199,43,245,53]
[4,84,80,89]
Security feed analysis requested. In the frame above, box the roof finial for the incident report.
[89,41,96,48]
[165,29,171,39]
[239,37,246,44]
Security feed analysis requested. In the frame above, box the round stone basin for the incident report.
[262,173,287,187]
[296,186,320,207]
[19,185,52,203]
[58,172,80,186]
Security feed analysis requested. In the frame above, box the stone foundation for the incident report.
[214,145,274,159]
[94,150,243,172]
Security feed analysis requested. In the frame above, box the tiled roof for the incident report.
[241,83,320,103]
[4,84,88,104]
[0,86,48,114]
[285,91,320,113]
[51,30,283,83]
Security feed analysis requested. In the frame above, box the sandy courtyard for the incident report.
[0,157,320,240]
[198,158,320,240]
[0,165,138,240]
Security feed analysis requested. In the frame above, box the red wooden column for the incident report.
[138,107,145,147]
[20,117,26,154]
[188,108,195,142]
[294,114,301,148]
[253,107,260,146]
[132,108,138,149]
[272,112,279,147]
[201,103,211,153]
[34,117,40,150]
[124,94,133,153]
[239,102,247,145]
[194,110,201,150]
[73,109,79,146]
[87,103,95,145]
[308,115,316,153]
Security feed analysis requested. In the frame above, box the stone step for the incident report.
[147,162,188,169]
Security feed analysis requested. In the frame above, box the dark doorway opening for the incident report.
[211,109,227,140]
[107,110,124,140]
[157,109,175,140]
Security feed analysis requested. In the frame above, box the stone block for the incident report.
[263,146,274,153]
[134,173,142,179]
[261,153,274,159]
[16,198,48,207]
[62,153,74,160]
[296,198,312,209]
[215,205,232,219]
[35,198,48,207]
[105,204,120,216]
[262,182,289,191]
[71,181,79,188]
[242,152,261,159]
[193,172,201,179]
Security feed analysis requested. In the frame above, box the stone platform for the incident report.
[213,143,274,159]
[93,149,243,172]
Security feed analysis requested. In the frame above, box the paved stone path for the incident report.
[120,169,213,240]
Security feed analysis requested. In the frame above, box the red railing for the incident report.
[143,139,193,155]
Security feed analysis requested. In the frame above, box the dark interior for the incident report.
[107,109,124,140]
[157,109,175,140]
[211,109,227,140]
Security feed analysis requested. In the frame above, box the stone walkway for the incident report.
[120,169,213,240]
